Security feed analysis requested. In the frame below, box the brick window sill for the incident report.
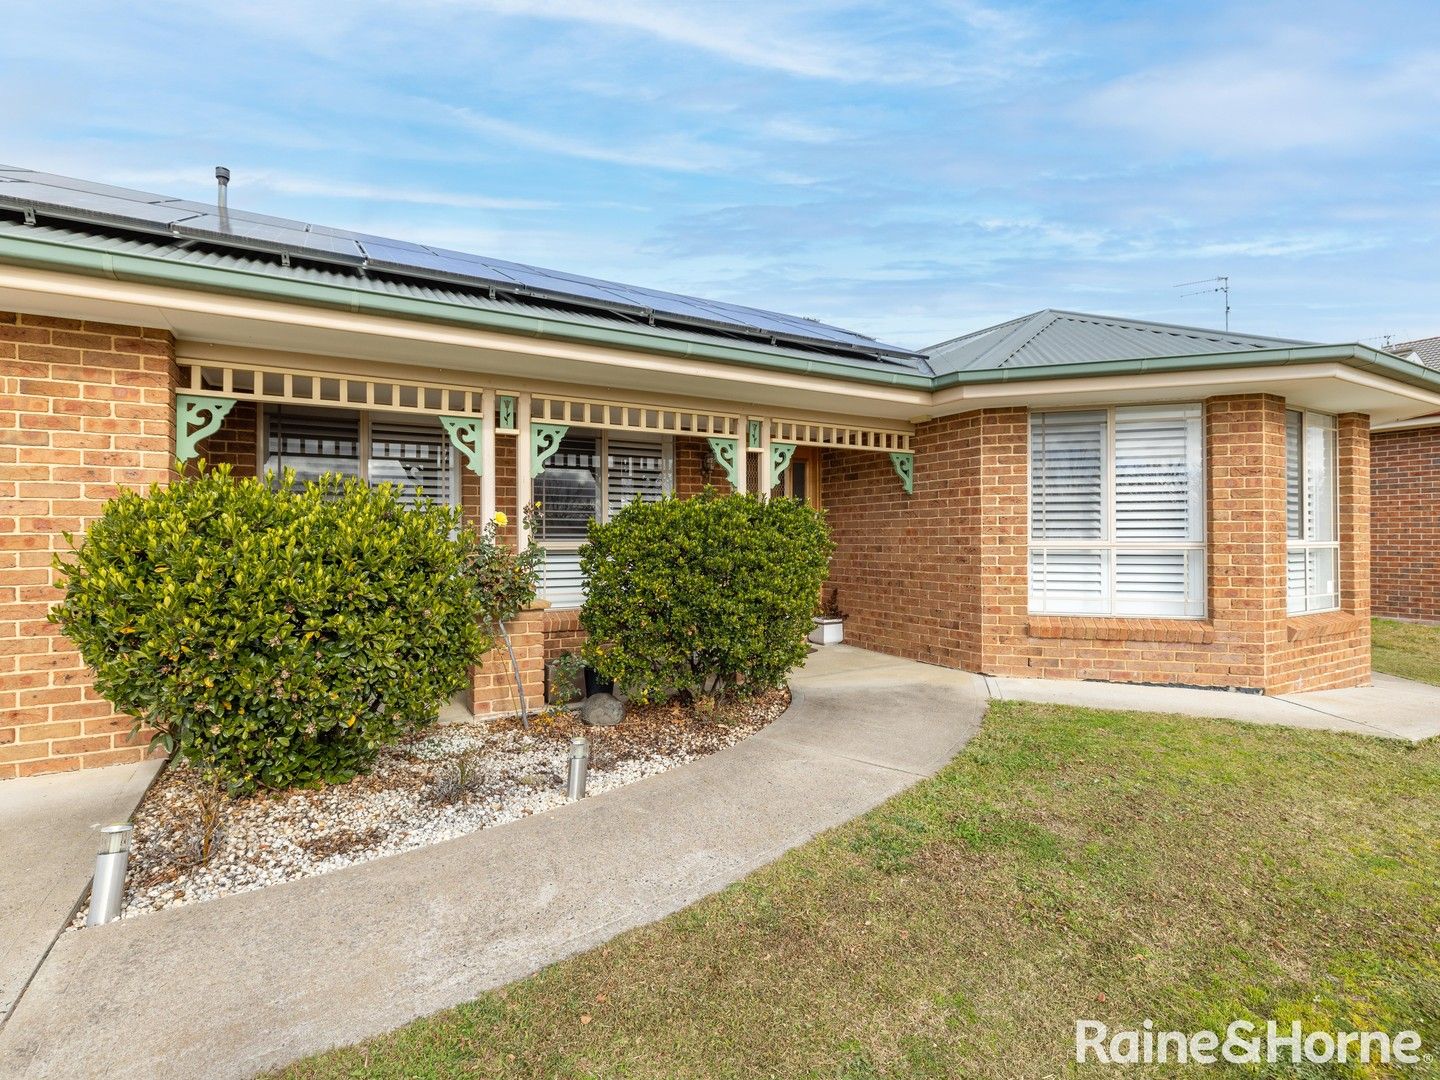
[1026,617,1216,644]
[1286,611,1366,642]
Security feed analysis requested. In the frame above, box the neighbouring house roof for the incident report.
[1386,335,1440,371]
[924,309,1310,375]
[0,166,925,373]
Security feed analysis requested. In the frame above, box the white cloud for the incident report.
[1080,45,1440,154]
[436,0,1044,86]
[437,104,744,173]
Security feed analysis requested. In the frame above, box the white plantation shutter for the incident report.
[1305,416,1337,543]
[539,551,587,609]
[1114,549,1204,617]
[264,408,362,486]
[535,433,673,608]
[606,438,666,517]
[1030,410,1105,540]
[368,416,456,507]
[1030,550,1107,613]
[1285,410,1303,539]
[1030,405,1205,617]
[1286,410,1341,614]
[1113,406,1202,540]
[535,436,601,543]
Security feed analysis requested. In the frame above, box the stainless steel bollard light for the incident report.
[566,736,590,800]
[85,823,134,927]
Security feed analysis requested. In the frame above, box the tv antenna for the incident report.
[1174,276,1230,330]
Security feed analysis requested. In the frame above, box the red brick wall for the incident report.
[1,311,176,778]
[822,397,1371,694]
[821,412,983,670]
[1371,424,1440,622]
[193,396,259,476]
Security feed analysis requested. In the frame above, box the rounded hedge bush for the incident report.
[52,465,495,793]
[579,492,833,703]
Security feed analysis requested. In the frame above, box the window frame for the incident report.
[261,406,460,507]
[535,430,674,608]
[1285,409,1341,615]
[1028,403,1207,619]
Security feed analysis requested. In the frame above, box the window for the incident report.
[1029,405,1205,617]
[1286,410,1339,614]
[263,407,458,507]
[534,433,671,607]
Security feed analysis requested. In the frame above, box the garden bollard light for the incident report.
[85,823,134,927]
[567,736,590,801]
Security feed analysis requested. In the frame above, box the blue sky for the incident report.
[2,0,1437,350]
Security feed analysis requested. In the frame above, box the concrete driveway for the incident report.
[0,646,985,1080]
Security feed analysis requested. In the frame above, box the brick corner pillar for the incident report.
[972,406,1031,676]
[468,600,551,719]
[1203,394,1289,691]
[2,311,179,779]
[1337,412,1371,623]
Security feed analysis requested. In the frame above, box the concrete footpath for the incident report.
[0,647,986,1080]
[988,671,1440,741]
[0,759,162,1024]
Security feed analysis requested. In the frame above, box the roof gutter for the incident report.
[930,344,1440,396]
[0,230,936,392]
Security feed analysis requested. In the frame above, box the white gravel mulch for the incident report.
[81,689,788,925]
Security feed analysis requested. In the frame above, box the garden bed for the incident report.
[86,690,788,923]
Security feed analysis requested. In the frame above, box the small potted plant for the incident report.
[809,587,846,646]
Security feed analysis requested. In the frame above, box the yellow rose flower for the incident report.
[493,511,509,527]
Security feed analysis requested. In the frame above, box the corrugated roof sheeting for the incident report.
[925,309,1310,374]
[0,218,930,375]
[0,165,920,363]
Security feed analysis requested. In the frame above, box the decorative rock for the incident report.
[581,692,625,727]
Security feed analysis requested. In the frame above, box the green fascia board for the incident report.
[929,343,1440,397]
[0,231,933,391]
[4,229,1440,400]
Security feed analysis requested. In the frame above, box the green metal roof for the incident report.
[924,309,1310,375]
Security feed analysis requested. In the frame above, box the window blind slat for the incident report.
[1031,411,1105,540]
[1114,407,1200,542]
[369,417,455,507]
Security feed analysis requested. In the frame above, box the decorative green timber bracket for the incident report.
[497,394,517,431]
[747,419,763,450]
[770,441,797,484]
[890,451,914,495]
[532,423,569,474]
[706,437,741,488]
[176,394,237,462]
[439,416,484,475]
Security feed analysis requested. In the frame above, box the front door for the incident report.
[779,447,821,507]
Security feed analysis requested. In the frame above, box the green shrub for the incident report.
[579,492,833,703]
[52,464,501,794]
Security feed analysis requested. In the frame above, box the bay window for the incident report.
[534,433,671,607]
[1286,410,1339,613]
[263,406,458,508]
[1029,405,1205,617]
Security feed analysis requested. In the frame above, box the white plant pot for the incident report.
[809,617,844,645]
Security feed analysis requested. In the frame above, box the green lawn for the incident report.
[1373,618,1440,687]
[278,702,1440,1079]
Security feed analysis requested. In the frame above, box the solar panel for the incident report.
[0,166,918,358]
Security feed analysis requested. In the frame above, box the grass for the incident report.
[278,703,1440,1079]
[1372,618,1440,687]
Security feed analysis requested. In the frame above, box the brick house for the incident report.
[1370,336,1440,623]
[5,168,1440,779]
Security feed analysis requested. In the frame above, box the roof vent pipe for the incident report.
[215,165,230,225]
